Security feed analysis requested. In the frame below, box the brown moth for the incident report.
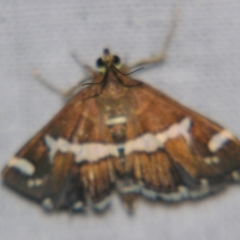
[2,46,240,213]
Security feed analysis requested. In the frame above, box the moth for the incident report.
[2,33,240,213]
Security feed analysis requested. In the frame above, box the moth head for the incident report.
[96,48,121,73]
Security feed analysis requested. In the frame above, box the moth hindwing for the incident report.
[2,49,240,213]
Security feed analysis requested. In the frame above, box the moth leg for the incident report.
[129,8,180,69]
[120,193,138,214]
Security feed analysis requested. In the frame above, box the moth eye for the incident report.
[113,55,120,65]
[96,58,105,68]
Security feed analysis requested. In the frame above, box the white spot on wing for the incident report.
[92,197,110,211]
[178,186,189,198]
[27,178,43,188]
[105,115,127,126]
[232,171,240,182]
[8,157,35,176]
[208,130,233,153]
[72,201,84,211]
[204,156,220,165]
[189,179,210,199]
[200,178,209,186]
[42,198,54,211]
[44,135,58,164]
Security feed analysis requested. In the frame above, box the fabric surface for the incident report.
[1,0,240,240]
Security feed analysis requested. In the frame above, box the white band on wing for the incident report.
[45,117,192,164]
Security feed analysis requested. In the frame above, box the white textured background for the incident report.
[1,1,240,240]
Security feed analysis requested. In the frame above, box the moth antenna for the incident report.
[82,70,108,86]
[112,65,144,76]
[112,69,142,87]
